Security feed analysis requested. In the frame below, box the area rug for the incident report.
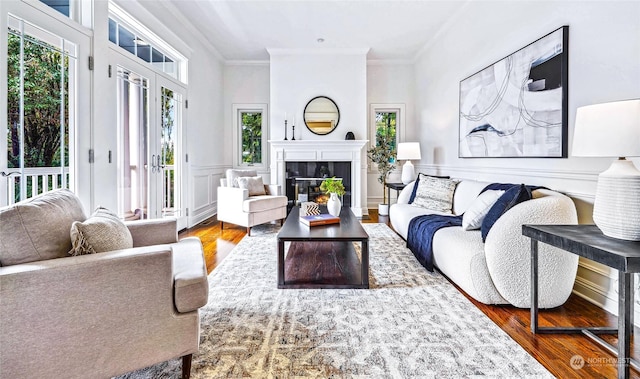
[118,223,552,378]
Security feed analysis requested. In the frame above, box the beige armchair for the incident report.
[217,169,288,236]
[0,190,208,379]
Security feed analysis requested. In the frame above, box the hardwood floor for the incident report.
[179,210,638,378]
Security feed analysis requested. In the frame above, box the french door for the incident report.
[113,52,187,229]
[156,75,185,227]
[1,7,91,207]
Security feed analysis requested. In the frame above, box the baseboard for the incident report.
[350,206,366,218]
[189,206,216,228]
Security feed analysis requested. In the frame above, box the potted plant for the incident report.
[367,126,397,216]
[320,177,345,217]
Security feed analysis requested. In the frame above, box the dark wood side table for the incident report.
[523,224,640,379]
[385,182,407,205]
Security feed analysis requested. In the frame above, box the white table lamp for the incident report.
[397,142,421,184]
[572,99,640,240]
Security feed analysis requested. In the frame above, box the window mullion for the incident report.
[18,20,26,199]
[60,37,66,188]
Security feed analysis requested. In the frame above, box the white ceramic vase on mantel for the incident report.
[327,193,341,217]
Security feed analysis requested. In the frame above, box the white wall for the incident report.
[268,50,369,211]
[269,50,368,141]
[189,51,225,167]
[366,62,415,208]
[186,39,225,226]
[223,63,270,173]
[413,0,640,320]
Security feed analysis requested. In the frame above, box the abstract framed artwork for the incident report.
[459,26,569,158]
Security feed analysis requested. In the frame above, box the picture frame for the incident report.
[459,26,569,158]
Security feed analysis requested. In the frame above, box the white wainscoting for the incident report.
[189,165,228,227]
[413,163,640,326]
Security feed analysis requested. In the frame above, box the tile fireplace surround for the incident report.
[270,140,368,217]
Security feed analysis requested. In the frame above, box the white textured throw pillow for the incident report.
[411,177,460,213]
[461,190,505,231]
[227,169,258,188]
[69,207,133,256]
[237,176,267,196]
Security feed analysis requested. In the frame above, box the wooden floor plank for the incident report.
[180,210,639,378]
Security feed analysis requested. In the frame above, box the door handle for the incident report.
[151,154,157,173]
[0,171,21,177]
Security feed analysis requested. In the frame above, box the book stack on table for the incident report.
[299,213,340,227]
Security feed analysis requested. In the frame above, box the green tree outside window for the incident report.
[161,87,176,211]
[375,112,397,163]
[241,112,262,165]
[7,30,70,202]
[7,33,69,170]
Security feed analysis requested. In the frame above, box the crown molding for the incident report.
[367,59,414,66]
[267,47,370,56]
[224,60,270,66]
[224,57,413,66]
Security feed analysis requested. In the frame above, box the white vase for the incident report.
[327,193,342,217]
[378,203,389,216]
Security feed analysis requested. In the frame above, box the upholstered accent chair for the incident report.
[217,169,288,236]
[0,189,208,379]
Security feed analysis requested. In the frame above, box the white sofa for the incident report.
[389,179,579,308]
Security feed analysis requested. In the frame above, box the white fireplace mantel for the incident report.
[269,140,368,217]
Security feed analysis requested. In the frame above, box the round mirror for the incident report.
[303,96,340,135]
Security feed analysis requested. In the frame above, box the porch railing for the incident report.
[3,167,70,205]
[4,166,177,215]
[162,164,176,215]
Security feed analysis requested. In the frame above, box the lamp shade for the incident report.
[397,142,422,161]
[572,99,640,157]
[572,99,640,241]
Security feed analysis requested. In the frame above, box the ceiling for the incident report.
[153,0,470,61]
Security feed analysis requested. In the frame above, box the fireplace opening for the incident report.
[285,161,352,210]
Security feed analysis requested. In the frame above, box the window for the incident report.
[108,2,186,83]
[369,104,405,165]
[233,104,268,170]
[160,86,182,218]
[241,112,262,165]
[375,112,397,163]
[40,0,70,17]
[38,0,92,27]
[108,17,178,78]
[3,15,78,204]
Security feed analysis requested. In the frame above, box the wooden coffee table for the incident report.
[277,206,369,289]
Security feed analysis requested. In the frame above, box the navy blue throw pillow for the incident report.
[408,173,451,204]
[480,184,532,242]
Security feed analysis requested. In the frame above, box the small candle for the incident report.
[284,112,287,122]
